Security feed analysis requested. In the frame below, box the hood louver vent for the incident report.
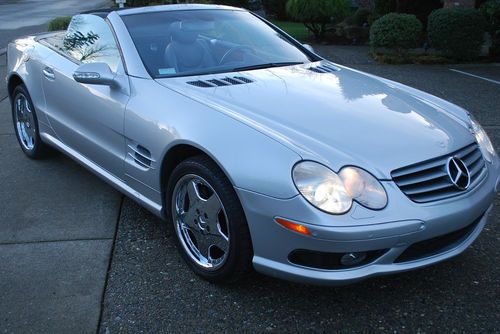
[308,64,340,74]
[187,76,254,88]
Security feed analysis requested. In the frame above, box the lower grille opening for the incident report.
[289,249,388,270]
[395,213,484,263]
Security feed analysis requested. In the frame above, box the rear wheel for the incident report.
[167,155,253,283]
[11,84,50,159]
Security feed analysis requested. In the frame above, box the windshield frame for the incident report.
[120,8,322,79]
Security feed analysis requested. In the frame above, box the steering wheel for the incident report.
[219,46,256,65]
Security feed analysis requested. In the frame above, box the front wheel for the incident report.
[167,155,253,283]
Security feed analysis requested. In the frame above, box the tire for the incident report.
[166,155,253,283]
[11,84,51,159]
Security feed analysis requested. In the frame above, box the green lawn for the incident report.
[270,20,310,42]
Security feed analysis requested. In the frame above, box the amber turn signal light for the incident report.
[275,218,311,236]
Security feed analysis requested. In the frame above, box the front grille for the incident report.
[395,213,484,263]
[392,143,487,203]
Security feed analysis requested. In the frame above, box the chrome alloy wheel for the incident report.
[172,174,230,270]
[14,93,36,151]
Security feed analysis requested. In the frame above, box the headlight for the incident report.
[292,161,352,214]
[292,162,387,214]
[470,115,496,163]
[339,167,388,209]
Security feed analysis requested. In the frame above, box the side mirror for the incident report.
[302,44,315,53]
[73,62,118,87]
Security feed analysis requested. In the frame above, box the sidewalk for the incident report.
[0,97,122,333]
[1,54,6,100]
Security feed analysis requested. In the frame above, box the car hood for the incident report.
[156,62,475,179]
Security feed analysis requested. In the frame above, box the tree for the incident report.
[287,0,351,40]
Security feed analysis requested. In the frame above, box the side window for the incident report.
[63,14,121,72]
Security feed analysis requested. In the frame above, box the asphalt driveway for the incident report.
[1,45,499,333]
[97,55,500,333]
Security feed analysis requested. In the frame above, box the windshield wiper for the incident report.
[232,62,305,72]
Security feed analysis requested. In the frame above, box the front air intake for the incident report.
[308,63,340,73]
[187,76,254,88]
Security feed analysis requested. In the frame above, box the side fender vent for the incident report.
[308,63,340,74]
[187,76,254,88]
[128,144,155,169]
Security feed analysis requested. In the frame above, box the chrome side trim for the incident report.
[41,133,163,216]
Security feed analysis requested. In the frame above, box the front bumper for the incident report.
[236,162,499,286]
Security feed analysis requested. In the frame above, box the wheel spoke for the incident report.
[186,180,202,204]
[191,229,228,265]
[180,207,198,231]
[191,229,211,260]
[16,98,22,118]
[207,231,229,254]
[24,99,31,114]
[200,194,222,225]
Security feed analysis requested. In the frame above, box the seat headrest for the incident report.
[170,21,201,44]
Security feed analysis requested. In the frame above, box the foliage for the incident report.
[374,0,396,16]
[262,0,288,20]
[63,31,99,50]
[370,13,422,54]
[270,20,310,41]
[481,0,500,29]
[215,0,250,8]
[48,16,72,31]
[374,0,442,27]
[335,8,372,44]
[372,51,452,64]
[286,0,351,40]
[345,8,372,26]
[481,0,500,56]
[428,8,487,60]
[126,0,213,6]
[396,0,442,26]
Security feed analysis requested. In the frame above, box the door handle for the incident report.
[42,67,55,80]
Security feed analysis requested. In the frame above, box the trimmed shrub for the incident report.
[370,13,422,54]
[262,0,288,20]
[428,8,487,60]
[286,0,351,40]
[48,16,72,31]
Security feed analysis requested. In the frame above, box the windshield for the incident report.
[121,9,314,78]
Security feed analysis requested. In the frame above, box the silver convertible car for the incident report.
[6,4,499,285]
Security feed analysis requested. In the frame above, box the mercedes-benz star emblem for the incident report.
[446,157,470,190]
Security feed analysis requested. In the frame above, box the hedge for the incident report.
[428,8,487,60]
[370,13,422,54]
[48,16,72,31]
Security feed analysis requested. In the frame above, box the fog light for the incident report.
[275,218,311,236]
[340,252,367,267]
